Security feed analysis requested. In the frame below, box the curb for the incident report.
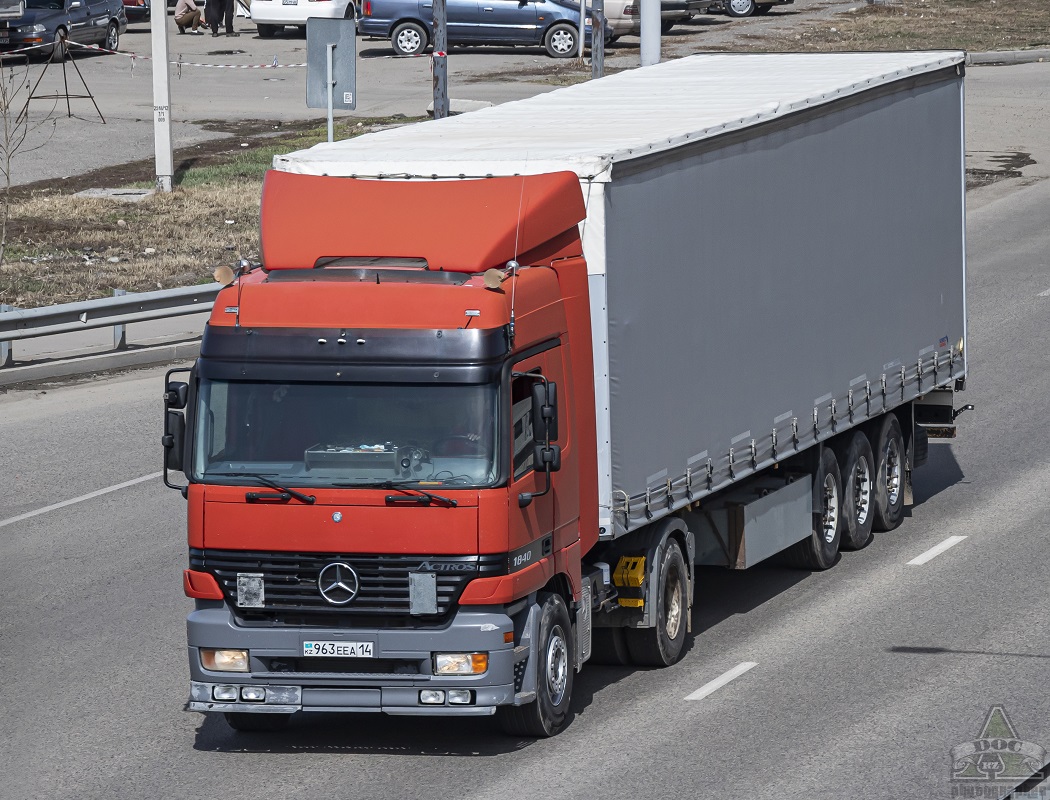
[968,49,1050,66]
[0,339,201,388]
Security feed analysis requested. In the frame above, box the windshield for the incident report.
[193,379,499,488]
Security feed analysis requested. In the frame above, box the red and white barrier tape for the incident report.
[62,39,306,74]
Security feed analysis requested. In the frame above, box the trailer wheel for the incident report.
[497,592,574,737]
[625,539,689,666]
[785,446,842,569]
[871,414,905,532]
[589,627,631,666]
[836,431,875,550]
[224,712,291,732]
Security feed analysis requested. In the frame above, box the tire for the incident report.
[104,21,119,52]
[224,712,291,732]
[724,0,756,16]
[785,446,843,570]
[589,627,631,666]
[870,414,905,532]
[753,2,772,13]
[543,22,578,58]
[624,540,689,666]
[391,21,427,56]
[835,431,875,550]
[256,23,277,37]
[47,28,69,61]
[497,592,573,737]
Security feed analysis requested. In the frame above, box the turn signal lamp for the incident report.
[201,648,250,672]
[433,653,488,675]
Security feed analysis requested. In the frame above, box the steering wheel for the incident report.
[431,435,486,456]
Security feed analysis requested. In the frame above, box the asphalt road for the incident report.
[2,65,1050,800]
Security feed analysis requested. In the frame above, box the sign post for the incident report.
[307,18,358,141]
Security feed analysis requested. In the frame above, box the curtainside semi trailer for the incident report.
[163,51,969,736]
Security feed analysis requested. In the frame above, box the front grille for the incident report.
[191,548,506,627]
[263,657,422,676]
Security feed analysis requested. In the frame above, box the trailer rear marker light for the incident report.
[685,662,758,701]
[907,535,967,566]
[0,471,162,530]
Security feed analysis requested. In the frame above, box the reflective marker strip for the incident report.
[685,661,758,701]
[0,472,163,529]
[907,535,967,566]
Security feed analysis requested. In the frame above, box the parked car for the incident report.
[122,0,148,22]
[359,0,610,58]
[710,0,791,17]
[608,0,713,36]
[0,0,127,58]
[250,0,354,36]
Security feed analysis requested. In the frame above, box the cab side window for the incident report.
[511,374,536,480]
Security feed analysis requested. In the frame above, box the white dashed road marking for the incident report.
[907,535,968,566]
[685,662,758,701]
[0,472,163,529]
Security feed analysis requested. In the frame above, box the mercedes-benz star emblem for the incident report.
[317,562,360,605]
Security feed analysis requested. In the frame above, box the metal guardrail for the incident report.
[0,284,221,368]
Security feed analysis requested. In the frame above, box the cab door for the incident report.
[507,349,561,569]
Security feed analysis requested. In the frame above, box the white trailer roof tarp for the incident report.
[274,51,965,181]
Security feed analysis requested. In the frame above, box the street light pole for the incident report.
[150,0,174,191]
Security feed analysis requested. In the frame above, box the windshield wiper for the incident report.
[335,480,457,508]
[218,472,316,505]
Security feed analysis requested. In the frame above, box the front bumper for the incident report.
[185,604,526,716]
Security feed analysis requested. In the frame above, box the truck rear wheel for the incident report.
[870,414,905,532]
[497,592,574,737]
[785,446,842,569]
[224,712,291,732]
[836,431,875,550]
[624,539,689,666]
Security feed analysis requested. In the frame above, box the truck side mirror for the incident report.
[163,410,185,471]
[165,381,189,410]
[530,380,558,443]
[533,442,562,472]
[162,368,192,494]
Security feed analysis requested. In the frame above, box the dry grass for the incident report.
[0,180,262,308]
[722,0,1050,53]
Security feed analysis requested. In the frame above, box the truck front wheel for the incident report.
[625,539,689,666]
[497,592,574,737]
[224,712,292,732]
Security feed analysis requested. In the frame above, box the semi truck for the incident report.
[163,51,970,737]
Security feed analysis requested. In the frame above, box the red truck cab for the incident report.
[165,171,599,736]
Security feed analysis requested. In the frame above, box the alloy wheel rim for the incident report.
[664,569,682,640]
[854,459,872,526]
[885,440,901,505]
[546,625,568,705]
[822,473,839,543]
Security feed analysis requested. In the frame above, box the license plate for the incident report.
[0,38,9,44]
[303,641,374,657]
[282,0,296,5]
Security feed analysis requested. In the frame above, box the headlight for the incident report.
[200,648,250,672]
[433,652,488,675]
[15,24,47,33]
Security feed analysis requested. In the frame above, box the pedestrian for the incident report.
[207,0,239,37]
[173,0,204,33]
